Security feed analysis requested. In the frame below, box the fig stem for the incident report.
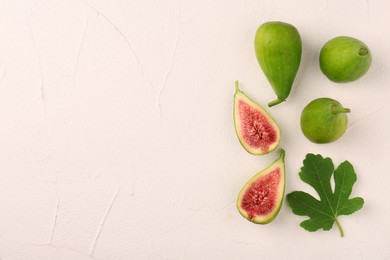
[332,106,351,114]
[268,98,285,107]
[279,149,285,161]
[235,80,240,92]
[359,47,368,56]
[334,217,344,237]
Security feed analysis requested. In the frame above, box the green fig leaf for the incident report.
[286,154,364,237]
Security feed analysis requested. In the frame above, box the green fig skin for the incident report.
[300,98,350,144]
[255,21,302,107]
[320,36,372,83]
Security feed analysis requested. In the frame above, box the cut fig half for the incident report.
[237,149,286,224]
[233,81,281,155]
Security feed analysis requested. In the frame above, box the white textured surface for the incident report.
[0,0,389,259]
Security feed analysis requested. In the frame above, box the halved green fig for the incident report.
[254,21,302,107]
[233,81,280,155]
[237,149,286,224]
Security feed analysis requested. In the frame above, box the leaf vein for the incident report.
[335,165,346,215]
[293,195,334,219]
[310,158,335,216]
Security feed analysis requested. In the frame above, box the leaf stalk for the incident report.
[334,217,344,237]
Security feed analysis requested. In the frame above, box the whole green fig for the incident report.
[320,36,372,83]
[255,21,302,107]
[300,97,350,143]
